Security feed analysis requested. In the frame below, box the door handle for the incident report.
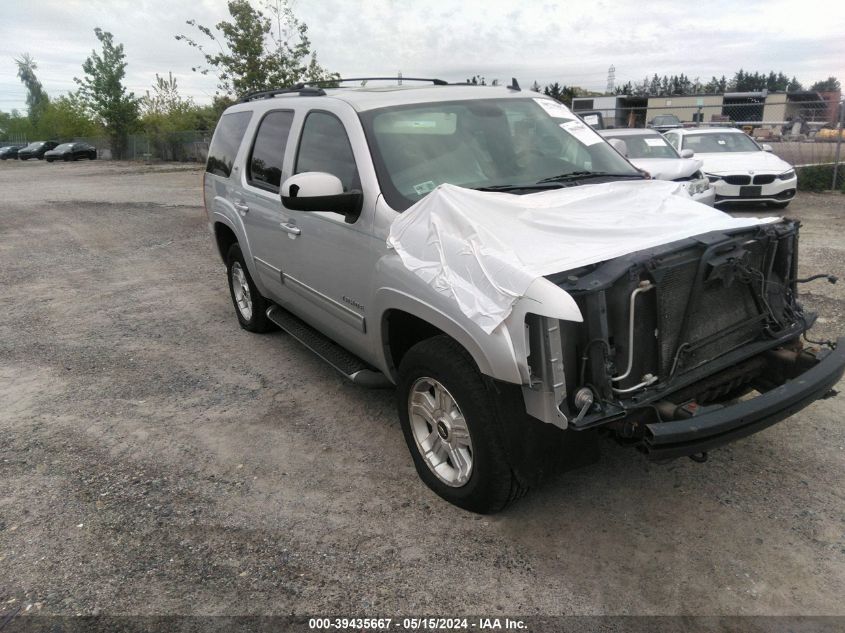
[280,222,301,236]
[234,201,249,215]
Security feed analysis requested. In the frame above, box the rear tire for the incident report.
[226,243,275,333]
[396,335,531,513]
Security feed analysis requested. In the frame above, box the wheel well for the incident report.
[214,222,238,263]
[384,310,446,371]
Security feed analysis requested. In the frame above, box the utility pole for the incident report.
[606,65,615,94]
[833,95,844,191]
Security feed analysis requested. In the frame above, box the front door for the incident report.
[273,109,377,358]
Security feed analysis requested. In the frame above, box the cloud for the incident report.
[0,0,842,113]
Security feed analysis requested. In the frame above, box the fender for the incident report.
[504,276,583,384]
[371,255,523,384]
[209,196,265,293]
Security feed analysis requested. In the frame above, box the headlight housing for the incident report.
[704,173,722,183]
[778,169,796,180]
[687,177,710,195]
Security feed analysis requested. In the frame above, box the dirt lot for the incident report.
[1,160,844,618]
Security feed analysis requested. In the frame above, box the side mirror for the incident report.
[281,172,363,224]
[761,144,773,152]
[607,138,628,157]
[679,148,695,158]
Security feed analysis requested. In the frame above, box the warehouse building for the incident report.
[571,90,839,128]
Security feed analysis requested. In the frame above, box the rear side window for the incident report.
[248,110,294,192]
[295,112,360,191]
[206,111,252,178]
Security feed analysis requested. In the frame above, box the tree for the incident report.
[787,76,803,92]
[39,93,100,139]
[176,0,336,99]
[15,53,50,126]
[530,80,541,92]
[75,28,138,159]
[810,77,841,92]
[139,72,204,160]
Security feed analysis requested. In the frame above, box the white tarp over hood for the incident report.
[387,180,777,334]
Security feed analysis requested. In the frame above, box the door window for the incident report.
[295,112,360,191]
[248,110,294,192]
[206,111,252,178]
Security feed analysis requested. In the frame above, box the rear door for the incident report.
[237,109,296,299]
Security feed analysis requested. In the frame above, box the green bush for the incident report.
[797,164,845,193]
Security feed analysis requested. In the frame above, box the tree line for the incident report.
[2,0,841,156]
[0,0,335,158]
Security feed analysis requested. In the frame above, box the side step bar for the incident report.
[266,304,393,388]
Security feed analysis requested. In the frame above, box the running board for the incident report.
[266,304,392,388]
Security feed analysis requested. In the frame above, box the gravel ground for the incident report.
[1,160,844,618]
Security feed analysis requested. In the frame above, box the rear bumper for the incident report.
[641,339,845,460]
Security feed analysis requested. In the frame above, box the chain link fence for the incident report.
[572,93,845,191]
[1,130,211,163]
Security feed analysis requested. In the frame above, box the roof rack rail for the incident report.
[238,76,448,102]
[303,76,448,87]
[238,85,326,103]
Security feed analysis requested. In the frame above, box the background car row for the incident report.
[593,118,797,208]
[0,141,97,161]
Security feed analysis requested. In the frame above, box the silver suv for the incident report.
[204,78,844,513]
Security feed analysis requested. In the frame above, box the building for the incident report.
[571,90,839,128]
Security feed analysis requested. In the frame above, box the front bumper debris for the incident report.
[641,338,845,460]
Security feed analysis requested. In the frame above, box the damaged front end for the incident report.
[525,219,845,459]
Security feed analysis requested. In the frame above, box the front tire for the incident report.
[396,336,529,513]
[226,243,274,333]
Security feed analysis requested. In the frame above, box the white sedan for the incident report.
[663,128,797,208]
[599,128,714,206]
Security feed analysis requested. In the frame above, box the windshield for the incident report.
[603,133,679,159]
[54,143,73,151]
[652,115,680,126]
[360,98,639,210]
[682,132,760,153]
[25,142,45,149]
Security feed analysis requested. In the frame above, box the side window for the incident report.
[295,112,360,191]
[248,110,294,192]
[206,111,252,178]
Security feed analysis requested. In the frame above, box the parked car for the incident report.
[648,114,683,132]
[44,142,97,162]
[664,128,797,208]
[0,144,25,160]
[599,128,714,205]
[204,79,843,513]
[17,141,59,160]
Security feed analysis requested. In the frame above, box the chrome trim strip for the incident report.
[254,256,281,274]
[281,273,366,333]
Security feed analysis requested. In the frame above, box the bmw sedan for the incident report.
[17,141,59,160]
[44,142,97,162]
[663,128,797,208]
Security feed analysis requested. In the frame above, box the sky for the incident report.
[1,0,843,113]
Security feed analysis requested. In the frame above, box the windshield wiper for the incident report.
[473,183,566,193]
[537,171,645,184]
